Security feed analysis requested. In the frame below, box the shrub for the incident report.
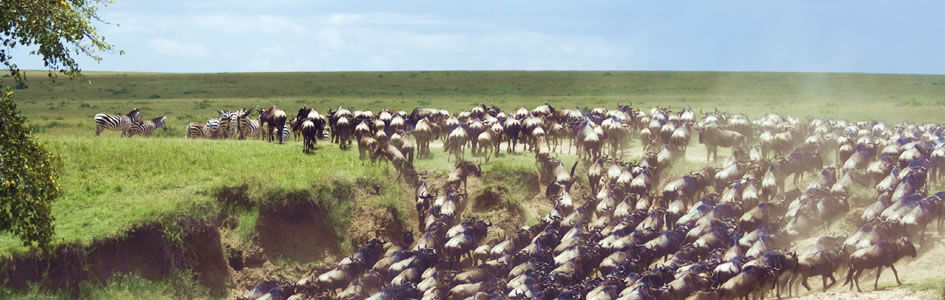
[0,90,62,249]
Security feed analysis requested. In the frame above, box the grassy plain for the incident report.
[3,70,945,297]
[10,71,945,138]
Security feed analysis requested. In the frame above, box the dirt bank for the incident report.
[0,218,229,297]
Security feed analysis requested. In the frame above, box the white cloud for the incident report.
[299,26,629,70]
[324,13,443,26]
[40,8,633,72]
[148,38,211,58]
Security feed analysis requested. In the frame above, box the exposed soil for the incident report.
[256,201,339,264]
[469,184,528,244]
[222,178,416,298]
[349,205,410,248]
[0,219,229,297]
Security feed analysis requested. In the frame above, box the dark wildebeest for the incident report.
[843,238,917,292]
[260,106,288,144]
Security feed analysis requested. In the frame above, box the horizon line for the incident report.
[16,69,945,77]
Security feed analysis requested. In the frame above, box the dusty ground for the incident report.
[793,288,942,300]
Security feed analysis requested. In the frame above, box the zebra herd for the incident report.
[93,108,167,137]
[184,107,292,141]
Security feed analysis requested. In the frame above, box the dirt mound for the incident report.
[350,205,410,248]
[255,201,340,264]
[468,184,528,244]
[0,219,229,297]
[86,223,175,282]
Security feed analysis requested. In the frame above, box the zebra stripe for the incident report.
[186,122,207,138]
[128,117,167,137]
[273,124,290,142]
[238,117,261,139]
[94,108,141,137]
[218,110,239,139]
[206,118,221,139]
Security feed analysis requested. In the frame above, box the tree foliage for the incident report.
[0,0,116,82]
[0,0,109,248]
[0,89,61,249]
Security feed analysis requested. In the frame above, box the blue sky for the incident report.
[10,0,945,74]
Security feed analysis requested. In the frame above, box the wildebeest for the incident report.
[413,118,435,157]
[446,161,481,194]
[843,238,917,292]
[787,247,846,296]
[445,126,469,162]
[698,125,745,161]
[260,106,288,143]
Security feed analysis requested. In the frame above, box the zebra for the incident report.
[186,122,208,138]
[218,110,239,139]
[94,108,141,136]
[273,124,291,142]
[205,118,221,139]
[128,116,167,137]
[236,108,261,140]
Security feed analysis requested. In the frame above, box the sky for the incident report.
[9,1,945,74]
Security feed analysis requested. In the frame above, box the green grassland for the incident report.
[3,70,945,297]
[0,136,407,256]
[10,71,945,138]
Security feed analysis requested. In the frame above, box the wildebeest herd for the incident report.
[100,104,943,299]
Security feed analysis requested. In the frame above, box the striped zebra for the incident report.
[274,124,291,142]
[205,118,221,139]
[186,122,208,138]
[128,116,167,137]
[94,108,141,136]
[236,108,261,140]
[218,110,239,139]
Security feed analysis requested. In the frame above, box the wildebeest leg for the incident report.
[939,217,943,235]
[826,274,837,290]
[843,266,857,291]
[852,269,863,292]
[889,264,902,285]
[802,275,813,292]
[873,266,883,290]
